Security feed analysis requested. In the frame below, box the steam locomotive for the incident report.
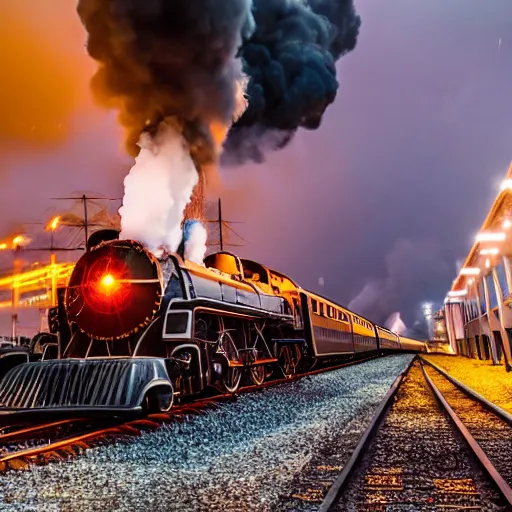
[0,231,426,416]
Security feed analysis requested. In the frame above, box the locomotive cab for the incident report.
[203,251,243,280]
[203,252,274,295]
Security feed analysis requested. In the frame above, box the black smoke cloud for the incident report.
[222,0,361,166]
[77,0,254,168]
[348,238,452,336]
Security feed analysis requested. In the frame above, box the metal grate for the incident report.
[0,358,170,410]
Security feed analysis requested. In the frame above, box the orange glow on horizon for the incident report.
[0,2,93,149]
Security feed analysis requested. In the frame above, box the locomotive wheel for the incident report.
[248,351,266,386]
[142,386,174,413]
[219,331,242,393]
[250,365,265,386]
[222,366,242,393]
[277,344,300,378]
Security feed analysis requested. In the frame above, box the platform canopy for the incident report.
[447,162,512,299]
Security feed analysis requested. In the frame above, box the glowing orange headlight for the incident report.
[66,240,163,340]
[100,273,115,289]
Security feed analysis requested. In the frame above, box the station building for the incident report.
[444,162,512,371]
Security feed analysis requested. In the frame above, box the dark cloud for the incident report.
[222,0,360,165]
[77,0,254,167]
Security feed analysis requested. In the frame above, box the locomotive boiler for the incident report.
[0,233,427,416]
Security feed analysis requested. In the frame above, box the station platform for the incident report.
[423,354,512,414]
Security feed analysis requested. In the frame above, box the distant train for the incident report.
[0,233,427,415]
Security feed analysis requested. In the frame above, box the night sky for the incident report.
[0,0,511,336]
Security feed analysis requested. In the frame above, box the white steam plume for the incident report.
[119,121,198,258]
[184,221,208,265]
[384,312,407,335]
[119,66,250,262]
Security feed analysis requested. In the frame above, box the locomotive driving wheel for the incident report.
[219,331,242,393]
[276,343,301,378]
[248,350,265,386]
[247,322,271,386]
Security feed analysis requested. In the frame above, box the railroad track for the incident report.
[0,353,383,475]
[421,358,512,505]
[315,357,511,511]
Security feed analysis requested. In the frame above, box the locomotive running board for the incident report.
[227,357,278,368]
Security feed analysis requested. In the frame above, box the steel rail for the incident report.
[0,418,88,444]
[318,355,417,511]
[0,417,163,472]
[421,356,512,426]
[420,361,512,507]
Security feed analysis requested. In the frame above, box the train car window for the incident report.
[319,303,325,316]
[311,299,318,313]
[240,259,269,284]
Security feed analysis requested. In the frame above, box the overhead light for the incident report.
[460,267,480,276]
[485,258,491,269]
[476,232,506,242]
[467,278,474,285]
[448,289,467,297]
[503,219,512,230]
[445,297,463,304]
[501,179,512,191]
[480,248,500,256]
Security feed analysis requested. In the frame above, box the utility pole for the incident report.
[50,194,121,251]
[82,194,89,252]
[204,198,245,252]
[218,198,224,251]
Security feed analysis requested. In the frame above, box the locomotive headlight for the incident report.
[100,274,115,288]
[66,239,163,340]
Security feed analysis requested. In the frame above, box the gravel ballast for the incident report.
[425,365,512,493]
[0,355,414,512]
[335,362,507,511]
